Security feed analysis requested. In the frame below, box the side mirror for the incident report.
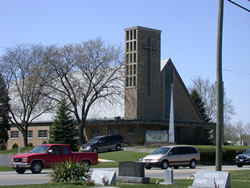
[168,152,173,156]
[48,149,53,154]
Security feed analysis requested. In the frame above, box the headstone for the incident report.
[91,170,116,186]
[160,168,175,185]
[189,171,231,188]
[119,161,144,177]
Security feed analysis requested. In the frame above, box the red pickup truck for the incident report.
[10,144,98,174]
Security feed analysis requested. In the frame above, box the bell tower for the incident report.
[124,26,162,120]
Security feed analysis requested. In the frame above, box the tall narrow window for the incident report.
[134,29,136,39]
[130,30,132,40]
[134,41,136,51]
[133,53,136,63]
[133,64,136,74]
[126,31,129,41]
[133,76,136,86]
[130,42,132,51]
[130,65,132,75]
[126,42,129,52]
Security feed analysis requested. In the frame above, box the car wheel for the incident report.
[189,160,197,169]
[92,147,98,153]
[161,160,169,169]
[16,168,26,174]
[145,166,152,169]
[237,163,243,168]
[115,144,121,151]
[31,161,43,174]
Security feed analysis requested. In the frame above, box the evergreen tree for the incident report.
[0,74,10,148]
[191,89,211,123]
[191,89,212,144]
[49,99,79,151]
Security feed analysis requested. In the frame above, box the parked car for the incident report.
[80,135,125,153]
[139,145,200,169]
[235,148,250,167]
[10,144,98,174]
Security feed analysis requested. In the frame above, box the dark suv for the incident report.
[80,135,125,153]
[235,148,250,167]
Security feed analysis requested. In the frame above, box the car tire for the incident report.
[31,161,43,174]
[237,163,243,168]
[161,160,169,169]
[145,166,152,169]
[189,160,197,169]
[115,144,121,151]
[16,168,26,174]
[92,147,98,153]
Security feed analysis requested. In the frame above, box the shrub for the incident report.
[28,143,33,147]
[12,143,18,149]
[50,160,91,182]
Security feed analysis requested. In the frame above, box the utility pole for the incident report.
[216,0,224,171]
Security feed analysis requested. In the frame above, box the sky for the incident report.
[0,0,249,125]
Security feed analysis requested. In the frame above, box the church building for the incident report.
[6,26,215,149]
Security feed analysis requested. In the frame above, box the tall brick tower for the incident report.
[124,26,162,120]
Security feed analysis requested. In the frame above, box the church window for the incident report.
[38,130,47,138]
[10,131,19,138]
[130,65,132,75]
[28,130,33,139]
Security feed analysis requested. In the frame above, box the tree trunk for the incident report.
[78,119,87,145]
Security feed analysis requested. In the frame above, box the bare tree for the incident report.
[0,44,55,146]
[45,38,124,144]
[189,76,235,124]
[224,123,238,144]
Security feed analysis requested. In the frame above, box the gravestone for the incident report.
[118,161,150,184]
[189,171,231,188]
[119,161,144,177]
[160,168,175,185]
[91,169,116,186]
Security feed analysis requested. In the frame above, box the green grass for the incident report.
[0,166,13,171]
[96,150,148,168]
[0,175,250,188]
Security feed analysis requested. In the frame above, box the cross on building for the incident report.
[143,37,157,95]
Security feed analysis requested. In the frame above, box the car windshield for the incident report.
[87,137,100,144]
[245,149,250,154]
[30,145,49,154]
[152,147,170,155]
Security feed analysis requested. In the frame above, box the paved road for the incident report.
[1,166,250,186]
